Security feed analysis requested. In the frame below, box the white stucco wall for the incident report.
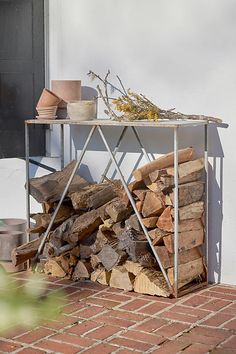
[47,0,236,285]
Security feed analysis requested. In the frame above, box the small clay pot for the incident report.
[36,88,62,108]
[67,100,97,121]
[36,106,58,119]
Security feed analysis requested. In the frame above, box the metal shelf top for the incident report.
[25,118,208,128]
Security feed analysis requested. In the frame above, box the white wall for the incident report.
[47,0,235,285]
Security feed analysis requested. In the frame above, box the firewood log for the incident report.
[157,206,174,232]
[12,236,43,266]
[144,177,167,193]
[105,199,133,222]
[160,170,203,187]
[166,158,204,179]
[149,228,170,246]
[167,257,205,288]
[133,189,147,202]
[79,229,109,259]
[44,242,74,258]
[70,183,106,210]
[124,260,144,276]
[72,260,93,280]
[142,191,165,217]
[49,215,77,246]
[97,244,127,271]
[109,266,135,291]
[136,200,143,212]
[90,254,102,269]
[44,259,67,278]
[67,210,102,243]
[154,246,172,269]
[90,267,111,285]
[29,161,89,203]
[170,181,204,207]
[134,268,170,297]
[128,180,145,192]
[173,201,204,221]
[125,214,142,232]
[142,217,158,228]
[163,228,204,253]
[133,147,194,181]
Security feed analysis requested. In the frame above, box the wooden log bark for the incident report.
[128,180,145,192]
[178,219,203,233]
[87,185,119,209]
[67,210,102,243]
[163,228,204,253]
[12,236,43,266]
[142,192,165,217]
[144,177,167,193]
[136,200,143,213]
[170,181,204,207]
[125,214,142,232]
[112,221,126,235]
[173,201,204,221]
[154,246,201,269]
[134,268,170,297]
[133,189,147,202]
[154,246,172,269]
[133,147,194,181]
[50,215,78,246]
[44,242,74,258]
[29,161,89,203]
[156,206,174,232]
[70,183,106,210]
[109,266,135,291]
[167,257,205,288]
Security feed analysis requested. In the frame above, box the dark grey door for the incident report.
[0,0,45,158]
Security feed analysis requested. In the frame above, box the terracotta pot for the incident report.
[36,88,62,108]
[67,100,97,121]
[36,106,57,119]
[0,231,26,261]
[51,80,81,108]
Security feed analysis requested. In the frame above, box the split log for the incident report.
[67,210,102,243]
[90,267,111,285]
[167,158,204,179]
[160,170,203,187]
[154,246,201,269]
[30,205,74,234]
[165,195,173,206]
[167,257,205,288]
[133,189,147,202]
[97,244,127,271]
[50,215,78,247]
[157,206,174,232]
[144,177,167,193]
[112,221,126,235]
[125,214,142,232]
[99,218,114,232]
[105,199,132,222]
[44,242,74,258]
[79,230,109,259]
[149,228,170,246]
[55,252,78,276]
[44,259,67,278]
[163,228,204,253]
[70,183,106,210]
[128,180,145,192]
[170,181,204,207]
[178,219,203,233]
[142,217,158,228]
[149,169,166,183]
[90,254,102,269]
[133,147,194,181]
[72,261,93,280]
[12,236,43,266]
[136,201,143,213]
[173,201,204,221]
[87,184,119,209]
[109,266,135,291]
[142,192,165,217]
[124,260,143,276]
[154,246,172,269]
[134,268,170,297]
[29,161,89,203]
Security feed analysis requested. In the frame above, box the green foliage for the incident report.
[0,268,64,333]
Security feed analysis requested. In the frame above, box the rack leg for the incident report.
[25,122,30,243]
[204,124,209,282]
[174,127,179,297]
[97,125,173,292]
[32,125,97,266]
[100,127,128,183]
[60,124,64,170]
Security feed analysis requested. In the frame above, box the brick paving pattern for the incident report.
[0,272,236,353]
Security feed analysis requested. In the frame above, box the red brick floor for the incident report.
[1,272,236,353]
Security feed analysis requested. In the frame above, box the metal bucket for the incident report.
[0,218,27,233]
[0,231,26,261]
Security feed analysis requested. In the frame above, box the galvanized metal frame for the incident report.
[25,119,209,297]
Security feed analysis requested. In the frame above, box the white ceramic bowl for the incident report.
[67,100,96,121]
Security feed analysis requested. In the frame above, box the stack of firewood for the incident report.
[12,147,207,297]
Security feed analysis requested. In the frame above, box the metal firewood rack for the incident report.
[25,118,209,298]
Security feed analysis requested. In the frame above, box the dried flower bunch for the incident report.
[88,70,222,123]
